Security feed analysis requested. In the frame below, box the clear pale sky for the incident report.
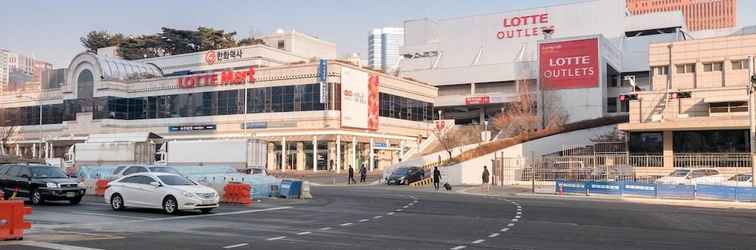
[2,0,755,68]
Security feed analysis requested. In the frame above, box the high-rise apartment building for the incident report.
[626,0,736,31]
[0,49,52,93]
[368,28,404,72]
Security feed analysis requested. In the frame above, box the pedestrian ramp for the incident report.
[409,177,433,187]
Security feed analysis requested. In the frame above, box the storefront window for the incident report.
[628,132,663,154]
[673,130,749,153]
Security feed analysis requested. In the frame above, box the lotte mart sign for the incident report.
[538,38,599,90]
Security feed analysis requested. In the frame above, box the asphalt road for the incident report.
[4,185,756,250]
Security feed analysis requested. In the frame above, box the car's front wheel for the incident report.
[111,194,124,211]
[30,190,43,205]
[163,196,179,215]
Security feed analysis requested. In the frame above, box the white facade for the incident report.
[368,28,404,72]
[398,0,685,124]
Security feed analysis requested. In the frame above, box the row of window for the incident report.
[653,59,748,76]
[0,83,434,126]
[628,130,750,154]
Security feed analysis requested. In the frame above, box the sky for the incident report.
[2,0,756,68]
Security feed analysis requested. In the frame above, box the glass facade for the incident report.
[628,132,663,154]
[0,83,434,126]
[673,130,749,153]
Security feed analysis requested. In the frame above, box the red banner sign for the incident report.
[539,38,599,90]
[367,74,380,131]
[465,96,491,105]
[177,67,256,89]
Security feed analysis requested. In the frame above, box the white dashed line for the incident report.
[451,246,467,250]
[267,236,286,241]
[373,216,382,219]
[511,219,519,222]
[507,223,515,227]
[320,227,332,231]
[515,215,521,219]
[359,219,369,223]
[296,231,311,235]
[472,239,485,244]
[403,205,409,208]
[387,212,395,215]
[340,223,353,226]
[223,243,249,249]
[396,209,403,212]
[500,228,510,232]
[488,233,500,238]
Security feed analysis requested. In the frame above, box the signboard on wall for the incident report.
[465,96,491,105]
[368,74,379,131]
[538,38,599,90]
[169,124,217,132]
[341,67,369,129]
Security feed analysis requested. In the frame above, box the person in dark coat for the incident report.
[359,164,367,183]
[482,166,490,185]
[348,165,357,184]
[433,167,442,191]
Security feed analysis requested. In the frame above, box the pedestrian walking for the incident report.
[348,165,357,184]
[360,164,367,183]
[482,165,490,191]
[433,167,442,191]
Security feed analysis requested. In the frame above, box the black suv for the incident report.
[0,164,86,205]
[386,166,426,185]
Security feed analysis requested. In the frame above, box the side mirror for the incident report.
[150,181,161,187]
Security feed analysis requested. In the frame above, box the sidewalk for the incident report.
[456,185,756,210]
[271,170,382,186]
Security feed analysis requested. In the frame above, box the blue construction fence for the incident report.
[555,180,756,202]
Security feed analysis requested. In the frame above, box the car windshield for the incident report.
[158,175,195,186]
[31,167,68,178]
[149,167,180,175]
[669,170,690,177]
[392,168,410,175]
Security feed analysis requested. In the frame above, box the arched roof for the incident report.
[67,52,163,82]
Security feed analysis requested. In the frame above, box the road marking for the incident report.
[396,209,403,212]
[500,228,510,232]
[10,241,105,250]
[296,231,311,235]
[80,202,109,207]
[359,219,369,222]
[515,215,521,219]
[472,239,485,244]
[403,205,409,208]
[267,236,286,241]
[320,227,332,231]
[373,216,382,219]
[340,222,353,226]
[517,206,522,209]
[451,246,467,250]
[387,212,395,215]
[507,223,515,227]
[223,243,249,249]
[517,211,522,215]
[488,233,500,238]
[71,211,148,220]
[511,219,519,222]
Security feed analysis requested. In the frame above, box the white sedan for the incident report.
[105,173,219,215]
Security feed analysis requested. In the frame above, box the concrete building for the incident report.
[627,0,737,31]
[399,0,687,125]
[257,29,337,60]
[368,28,404,72]
[618,32,755,172]
[0,30,437,173]
[0,49,52,94]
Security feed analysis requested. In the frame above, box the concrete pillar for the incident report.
[15,144,20,157]
[327,142,336,171]
[0,142,5,155]
[281,137,287,172]
[296,142,305,171]
[399,140,405,160]
[266,143,276,171]
[369,138,375,171]
[352,137,357,171]
[336,135,341,173]
[312,136,318,172]
[480,106,486,124]
[663,131,674,168]
[32,144,37,158]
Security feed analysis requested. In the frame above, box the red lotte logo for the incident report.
[177,67,256,89]
[204,51,217,65]
[496,13,554,39]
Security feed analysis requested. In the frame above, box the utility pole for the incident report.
[749,55,756,187]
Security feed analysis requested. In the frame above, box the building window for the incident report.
[732,59,749,70]
[709,101,748,114]
[607,97,618,113]
[652,66,668,76]
[673,130,749,153]
[675,63,695,74]
[703,62,723,72]
[620,97,630,113]
[277,40,285,49]
[628,132,663,154]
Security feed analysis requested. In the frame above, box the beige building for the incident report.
[619,33,754,173]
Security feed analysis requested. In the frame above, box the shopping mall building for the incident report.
[0,30,438,172]
[398,0,690,124]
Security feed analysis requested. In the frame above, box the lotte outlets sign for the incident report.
[538,38,599,90]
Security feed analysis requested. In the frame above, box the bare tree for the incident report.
[431,124,483,159]
[0,126,18,156]
[493,80,568,138]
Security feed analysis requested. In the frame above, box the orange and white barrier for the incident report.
[0,200,32,240]
[222,182,252,205]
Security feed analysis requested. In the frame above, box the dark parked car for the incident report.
[386,167,425,185]
[0,164,86,205]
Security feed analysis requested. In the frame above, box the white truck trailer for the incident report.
[63,132,163,172]
[157,139,267,170]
